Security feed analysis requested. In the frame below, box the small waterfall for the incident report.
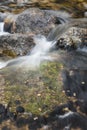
[0,22,4,32]
[47,18,87,42]
[47,23,72,42]
[0,18,87,70]
[0,22,4,35]
[0,35,54,69]
[0,22,9,35]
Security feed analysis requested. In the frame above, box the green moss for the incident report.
[2,49,17,58]
[1,61,68,115]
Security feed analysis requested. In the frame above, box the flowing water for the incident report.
[0,18,87,70]
[0,22,70,70]
[0,8,87,130]
[0,35,55,70]
[0,22,4,32]
[0,22,9,35]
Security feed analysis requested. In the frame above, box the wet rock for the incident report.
[14,8,59,36]
[16,106,25,113]
[59,51,87,70]
[16,117,27,127]
[4,22,13,33]
[17,0,29,4]
[0,12,17,28]
[0,0,14,3]
[3,13,18,33]
[55,112,87,130]
[50,102,76,117]
[2,126,11,130]
[14,100,21,105]
[76,100,87,115]
[0,12,7,22]
[0,34,35,56]
[7,112,17,120]
[0,104,5,114]
[1,9,86,54]
[0,12,17,33]
[62,69,87,98]
[56,27,87,50]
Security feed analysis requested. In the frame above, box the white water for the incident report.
[0,22,4,32]
[0,35,55,70]
[0,22,9,36]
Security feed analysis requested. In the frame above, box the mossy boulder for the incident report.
[0,61,68,115]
